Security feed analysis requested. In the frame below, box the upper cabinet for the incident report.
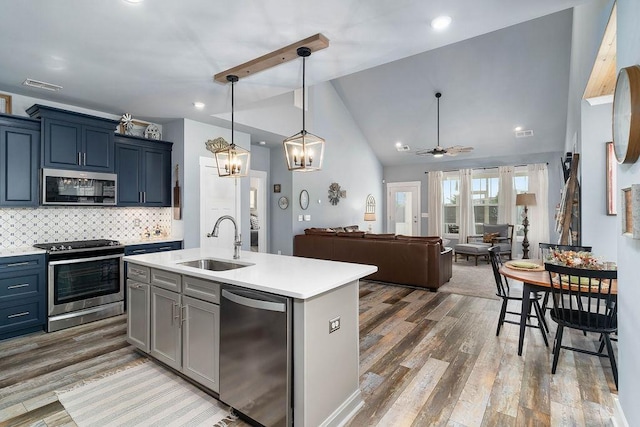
[0,115,40,207]
[115,135,172,207]
[26,105,120,172]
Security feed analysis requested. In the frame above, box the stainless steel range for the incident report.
[33,239,125,332]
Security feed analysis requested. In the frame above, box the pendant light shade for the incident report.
[215,75,250,178]
[283,47,325,172]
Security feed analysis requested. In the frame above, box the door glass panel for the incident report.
[394,191,413,235]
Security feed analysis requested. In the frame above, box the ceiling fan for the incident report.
[415,92,474,158]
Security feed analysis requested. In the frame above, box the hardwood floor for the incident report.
[0,283,617,426]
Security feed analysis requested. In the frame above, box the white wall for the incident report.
[616,0,640,424]
[580,101,617,260]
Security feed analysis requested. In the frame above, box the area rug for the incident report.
[438,260,499,300]
[57,360,236,427]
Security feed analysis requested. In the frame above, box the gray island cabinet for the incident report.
[124,247,376,427]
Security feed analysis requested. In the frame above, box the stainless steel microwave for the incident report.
[42,168,117,206]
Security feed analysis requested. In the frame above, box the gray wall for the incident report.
[616,0,640,423]
[579,102,617,260]
[270,147,293,255]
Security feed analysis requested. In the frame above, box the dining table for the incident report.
[499,260,618,356]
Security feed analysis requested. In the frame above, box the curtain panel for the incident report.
[526,163,550,258]
[427,171,443,236]
[458,169,475,244]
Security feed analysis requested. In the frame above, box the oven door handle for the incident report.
[48,253,123,266]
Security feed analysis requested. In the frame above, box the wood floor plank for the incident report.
[0,282,617,427]
[377,357,449,426]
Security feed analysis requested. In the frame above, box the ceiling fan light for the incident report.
[433,153,444,158]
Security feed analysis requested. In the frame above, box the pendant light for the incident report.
[214,75,250,178]
[283,47,325,172]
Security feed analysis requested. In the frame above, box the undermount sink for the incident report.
[178,258,254,271]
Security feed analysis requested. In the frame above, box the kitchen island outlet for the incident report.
[124,247,376,427]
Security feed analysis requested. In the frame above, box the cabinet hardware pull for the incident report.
[181,305,186,324]
[158,247,172,251]
[83,152,87,166]
[8,283,29,289]
[6,262,31,267]
[172,303,180,324]
[78,152,82,165]
[8,311,30,319]
[143,192,146,203]
[131,267,145,273]
[132,250,146,254]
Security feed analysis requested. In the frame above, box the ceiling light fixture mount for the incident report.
[213,33,329,84]
[283,47,325,172]
[214,75,250,178]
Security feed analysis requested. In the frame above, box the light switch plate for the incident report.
[304,215,311,221]
[298,215,303,221]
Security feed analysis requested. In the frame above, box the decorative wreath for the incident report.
[328,182,342,205]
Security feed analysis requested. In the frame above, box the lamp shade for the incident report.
[516,193,536,206]
[364,212,376,221]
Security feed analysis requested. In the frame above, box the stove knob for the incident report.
[50,246,57,251]
[65,245,73,250]
[58,245,66,251]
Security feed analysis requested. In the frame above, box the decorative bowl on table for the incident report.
[544,250,604,270]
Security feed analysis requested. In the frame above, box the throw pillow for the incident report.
[482,232,500,243]
[344,225,359,232]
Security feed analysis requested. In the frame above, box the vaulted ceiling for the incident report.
[0,0,592,166]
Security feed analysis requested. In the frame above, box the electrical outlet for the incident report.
[329,316,340,333]
[134,218,141,227]
[298,215,303,222]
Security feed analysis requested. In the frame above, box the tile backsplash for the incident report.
[0,207,172,249]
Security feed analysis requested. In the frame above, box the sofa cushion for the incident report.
[396,235,442,245]
[363,233,396,240]
[304,228,336,236]
[336,231,366,238]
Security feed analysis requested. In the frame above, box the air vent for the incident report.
[396,145,411,152]
[22,78,63,91]
[515,129,534,138]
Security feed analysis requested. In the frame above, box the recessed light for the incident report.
[431,16,452,30]
[395,142,402,148]
[193,102,205,109]
[259,141,266,145]
[514,126,523,131]
[124,0,143,3]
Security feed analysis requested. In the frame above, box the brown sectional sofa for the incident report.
[293,230,453,290]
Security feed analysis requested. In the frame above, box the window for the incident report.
[472,171,499,234]
[442,172,459,234]
[514,168,529,237]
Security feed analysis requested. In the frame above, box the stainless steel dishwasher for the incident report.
[219,285,292,427]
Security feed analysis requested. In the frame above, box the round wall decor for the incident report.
[299,190,309,210]
[613,64,640,164]
[278,196,289,210]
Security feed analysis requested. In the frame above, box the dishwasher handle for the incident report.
[222,289,286,313]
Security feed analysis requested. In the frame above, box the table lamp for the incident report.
[516,193,536,259]
[364,212,376,232]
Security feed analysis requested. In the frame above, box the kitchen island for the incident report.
[124,247,377,427]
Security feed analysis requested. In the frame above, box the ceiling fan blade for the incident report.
[445,145,474,153]
[444,151,458,156]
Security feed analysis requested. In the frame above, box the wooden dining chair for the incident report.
[544,263,617,388]
[488,247,548,345]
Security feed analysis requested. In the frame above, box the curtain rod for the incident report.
[424,162,549,174]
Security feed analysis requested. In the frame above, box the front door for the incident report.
[386,182,420,236]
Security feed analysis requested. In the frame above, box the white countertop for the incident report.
[0,247,47,258]
[124,247,377,299]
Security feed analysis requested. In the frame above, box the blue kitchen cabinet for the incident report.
[26,104,119,172]
[0,115,40,207]
[124,241,183,256]
[115,135,172,207]
[0,254,47,340]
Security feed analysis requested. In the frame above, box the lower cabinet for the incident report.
[0,254,46,340]
[182,295,219,391]
[126,280,149,352]
[126,264,220,393]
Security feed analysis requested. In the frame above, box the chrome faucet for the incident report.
[207,215,241,259]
